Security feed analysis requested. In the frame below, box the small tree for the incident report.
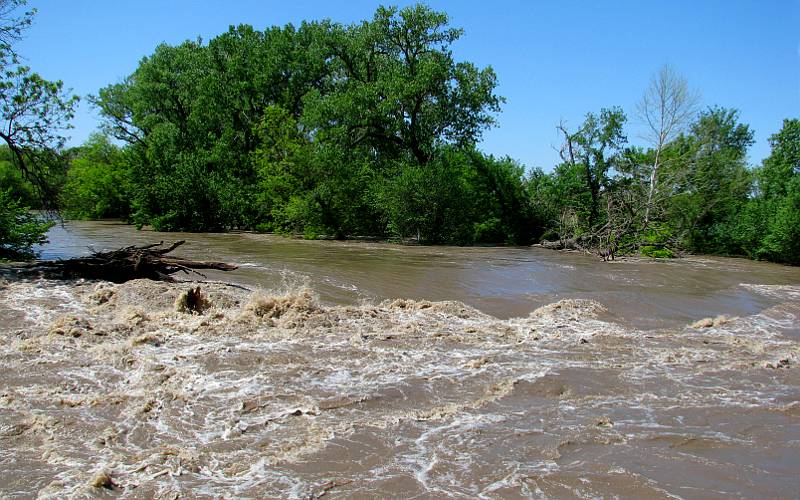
[0,188,52,259]
[60,133,132,219]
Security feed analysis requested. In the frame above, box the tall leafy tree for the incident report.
[749,119,800,263]
[668,107,753,253]
[95,4,506,238]
[304,4,502,165]
[0,0,78,206]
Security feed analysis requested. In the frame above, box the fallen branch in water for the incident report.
[12,241,238,283]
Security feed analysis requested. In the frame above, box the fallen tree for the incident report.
[10,241,237,282]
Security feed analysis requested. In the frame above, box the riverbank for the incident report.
[1,276,798,497]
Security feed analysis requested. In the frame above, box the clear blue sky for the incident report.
[17,0,800,171]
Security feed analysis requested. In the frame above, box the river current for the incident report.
[1,220,798,498]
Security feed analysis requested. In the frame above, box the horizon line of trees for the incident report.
[1,2,798,265]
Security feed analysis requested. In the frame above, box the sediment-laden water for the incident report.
[0,221,798,498]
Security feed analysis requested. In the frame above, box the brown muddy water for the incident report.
[0,220,798,498]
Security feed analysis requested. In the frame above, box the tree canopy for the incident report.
[91,4,521,243]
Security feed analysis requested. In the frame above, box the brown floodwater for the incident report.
[0,220,798,498]
[36,220,800,330]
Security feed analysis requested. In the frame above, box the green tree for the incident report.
[0,0,79,207]
[60,133,132,219]
[375,149,472,243]
[747,119,800,264]
[251,105,314,232]
[93,4,507,239]
[556,107,627,231]
[759,118,799,200]
[0,0,76,259]
[94,22,331,231]
[304,4,502,165]
[669,107,754,254]
[375,147,538,245]
[0,145,37,206]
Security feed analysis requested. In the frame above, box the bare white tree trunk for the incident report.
[637,65,699,231]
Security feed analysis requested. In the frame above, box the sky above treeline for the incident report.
[18,0,800,171]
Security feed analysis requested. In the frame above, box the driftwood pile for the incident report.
[13,241,237,283]
[538,234,616,261]
[539,235,590,252]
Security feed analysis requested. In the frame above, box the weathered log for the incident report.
[11,241,238,283]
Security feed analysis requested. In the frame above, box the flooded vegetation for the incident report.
[1,222,799,498]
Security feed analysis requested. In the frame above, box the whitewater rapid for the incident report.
[1,277,799,498]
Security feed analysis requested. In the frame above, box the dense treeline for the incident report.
[83,5,539,245]
[1,3,798,264]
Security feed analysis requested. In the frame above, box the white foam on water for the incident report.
[740,283,800,300]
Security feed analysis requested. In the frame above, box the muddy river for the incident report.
[1,220,799,498]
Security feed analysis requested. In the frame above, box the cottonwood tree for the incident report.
[636,65,699,230]
[675,108,753,251]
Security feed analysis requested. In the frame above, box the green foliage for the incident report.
[0,37,78,206]
[303,5,502,165]
[556,108,627,230]
[375,155,471,244]
[92,3,512,243]
[759,176,800,264]
[60,133,132,219]
[758,118,799,200]
[672,108,754,254]
[64,3,796,264]
[374,147,536,245]
[0,146,37,206]
[533,106,797,265]
[640,246,674,258]
[0,0,78,209]
[0,188,52,259]
[252,105,314,232]
[745,119,800,264]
